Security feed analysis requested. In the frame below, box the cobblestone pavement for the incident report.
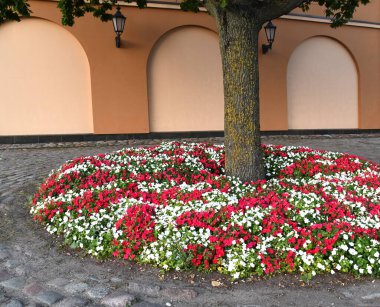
[0,135,379,307]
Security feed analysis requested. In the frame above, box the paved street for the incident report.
[0,135,379,306]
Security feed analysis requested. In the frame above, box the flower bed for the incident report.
[30,142,380,280]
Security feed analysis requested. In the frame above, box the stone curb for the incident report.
[0,134,379,151]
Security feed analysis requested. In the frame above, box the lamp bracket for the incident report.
[262,43,272,54]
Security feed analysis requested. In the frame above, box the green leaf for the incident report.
[180,0,202,12]
[0,0,31,24]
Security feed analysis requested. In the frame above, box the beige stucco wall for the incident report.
[148,26,223,132]
[0,18,93,135]
[287,36,358,129]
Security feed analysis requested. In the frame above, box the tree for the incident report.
[0,0,370,182]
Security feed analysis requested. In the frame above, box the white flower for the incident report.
[367,265,373,274]
[340,245,348,251]
[317,263,325,270]
[349,248,358,255]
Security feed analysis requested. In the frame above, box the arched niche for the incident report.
[0,18,93,135]
[287,36,358,129]
[148,26,224,132]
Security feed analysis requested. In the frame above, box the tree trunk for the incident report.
[214,8,265,182]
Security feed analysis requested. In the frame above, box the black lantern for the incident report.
[112,6,126,48]
[262,21,276,54]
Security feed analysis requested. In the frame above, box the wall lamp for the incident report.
[262,21,277,54]
[112,6,126,48]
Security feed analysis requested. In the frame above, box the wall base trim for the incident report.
[0,129,379,144]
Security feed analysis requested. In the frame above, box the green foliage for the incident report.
[172,0,371,27]
[180,0,203,12]
[57,0,115,26]
[301,0,371,27]
[0,0,31,24]
[0,0,372,28]
[56,0,148,26]
[56,0,149,26]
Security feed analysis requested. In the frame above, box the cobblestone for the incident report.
[110,277,123,284]
[14,266,31,277]
[23,282,44,296]
[0,269,12,282]
[46,278,70,289]
[0,196,15,205]
[128,282,161,297]
[64,282,89,294]
[4,260,21,270]
[0,249,10,260]
[0,135,379,306]
[86,285,111,299]
[362,292,380,300]
[160,287,198,300]
[133,302,164,307]
[53,296,90,307]
[33,289,64,305]
[4,299,24,307]
[101,291,136,307]
[1,278,27,291]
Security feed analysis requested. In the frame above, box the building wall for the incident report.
[287,36,358,129]
[0,17,93,135]
[25,1,219,136]
[0,0,378,136]
[148,26,224,132]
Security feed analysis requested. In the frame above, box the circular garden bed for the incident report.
[30,142,380,280]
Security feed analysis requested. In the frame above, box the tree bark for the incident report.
[213,8,265,182]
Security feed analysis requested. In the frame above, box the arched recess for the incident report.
[148,26,224,132]
[287,36,358,129]
[0,18,93,135]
